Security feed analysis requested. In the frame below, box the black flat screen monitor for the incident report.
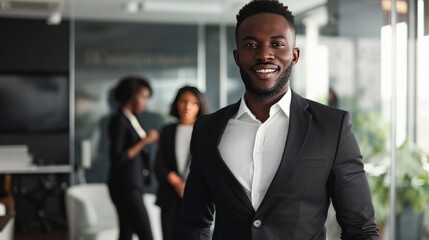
[0,72,69,133]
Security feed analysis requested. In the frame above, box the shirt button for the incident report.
[253,219,262,228]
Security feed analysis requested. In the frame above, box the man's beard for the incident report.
[240,65,293,99]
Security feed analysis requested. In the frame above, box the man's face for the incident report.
[234,13,300,99]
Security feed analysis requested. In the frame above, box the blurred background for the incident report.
[0,0,428,239]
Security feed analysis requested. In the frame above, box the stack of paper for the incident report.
[0,145,33,167]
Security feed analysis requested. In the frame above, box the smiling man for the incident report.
[177,1,379,239]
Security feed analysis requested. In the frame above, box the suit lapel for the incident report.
[170,124,180,172]
[211,102,256,214]
[120,112,140,141]
[257,92,313,213]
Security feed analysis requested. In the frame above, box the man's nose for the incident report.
[255,45,274,62]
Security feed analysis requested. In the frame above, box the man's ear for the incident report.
[292,47,300,66]
[233,49,239,66]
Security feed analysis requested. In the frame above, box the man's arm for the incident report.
[330,112,379,239]
[177,120,215,240]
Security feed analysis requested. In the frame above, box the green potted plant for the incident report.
[352,113,429,238]
[352,112,389,234]
[369,140,429,239]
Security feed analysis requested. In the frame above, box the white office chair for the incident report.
[0,203,14,240]
[66,183,162,240]
[0,203,5,216]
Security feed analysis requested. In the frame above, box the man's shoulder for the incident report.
[291,92,349,127]
[193,103,238,132]
[299,95,347,118]
[198,103,238,124]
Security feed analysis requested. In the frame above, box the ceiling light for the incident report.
[0,0,63,12]
[142,1,223,15]
[47,11,61,25]
[0,1,11,10]
[124,1,142,14]
[381,0,408,14]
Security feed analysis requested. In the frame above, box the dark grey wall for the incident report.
[0,17,70,164]
[0,18,69,72]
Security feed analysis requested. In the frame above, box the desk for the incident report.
[0,164,72,174]
[0,164,72,233]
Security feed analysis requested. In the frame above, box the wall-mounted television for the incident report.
[0,72,69,133]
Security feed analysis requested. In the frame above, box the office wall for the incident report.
[0,18,69,72]
[0,18,70,164]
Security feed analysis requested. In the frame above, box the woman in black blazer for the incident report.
[155,86,209,240]
[108,76,159,240]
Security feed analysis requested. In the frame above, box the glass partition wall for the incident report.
[70,0,428,239]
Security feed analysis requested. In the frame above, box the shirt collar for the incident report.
[235,86,292,121]
[123,109,147,139]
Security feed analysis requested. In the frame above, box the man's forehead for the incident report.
[236,18,293,38]
[239,13,290,26]
[236,13,293,33]
[240,35,287,41]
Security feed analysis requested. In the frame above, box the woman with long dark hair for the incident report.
[155,86,209,240]
[108,76,159,240]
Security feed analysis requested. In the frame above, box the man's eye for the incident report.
[272,42,286,48]
[244,43,257,48]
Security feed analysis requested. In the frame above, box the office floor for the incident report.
[14,221,68,240]
[1,175,68,240]
[15,231,68,240]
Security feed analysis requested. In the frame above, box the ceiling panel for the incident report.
[0,0,327,25]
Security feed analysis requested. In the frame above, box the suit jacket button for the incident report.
[253,219,262,228]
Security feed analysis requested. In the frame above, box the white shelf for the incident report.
[0,164,72,174]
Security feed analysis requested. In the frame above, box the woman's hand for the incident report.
[175,182,186,198]
[127,130,159,159]
[168,172,186,198]
[144,130,159,144]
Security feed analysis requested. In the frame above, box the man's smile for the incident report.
[252,64,279,79]
[255,69,276,73]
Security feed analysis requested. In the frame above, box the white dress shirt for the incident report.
[123,110,147,139]
[175,124,193,178]
[218,89,291,211]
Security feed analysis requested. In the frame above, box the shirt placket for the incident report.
[252,121,266,210]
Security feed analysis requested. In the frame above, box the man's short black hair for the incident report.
[236,0,295,31]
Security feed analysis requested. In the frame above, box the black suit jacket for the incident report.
[107,112,150,194]
[155,123,183,208]
[177,92,379,240]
